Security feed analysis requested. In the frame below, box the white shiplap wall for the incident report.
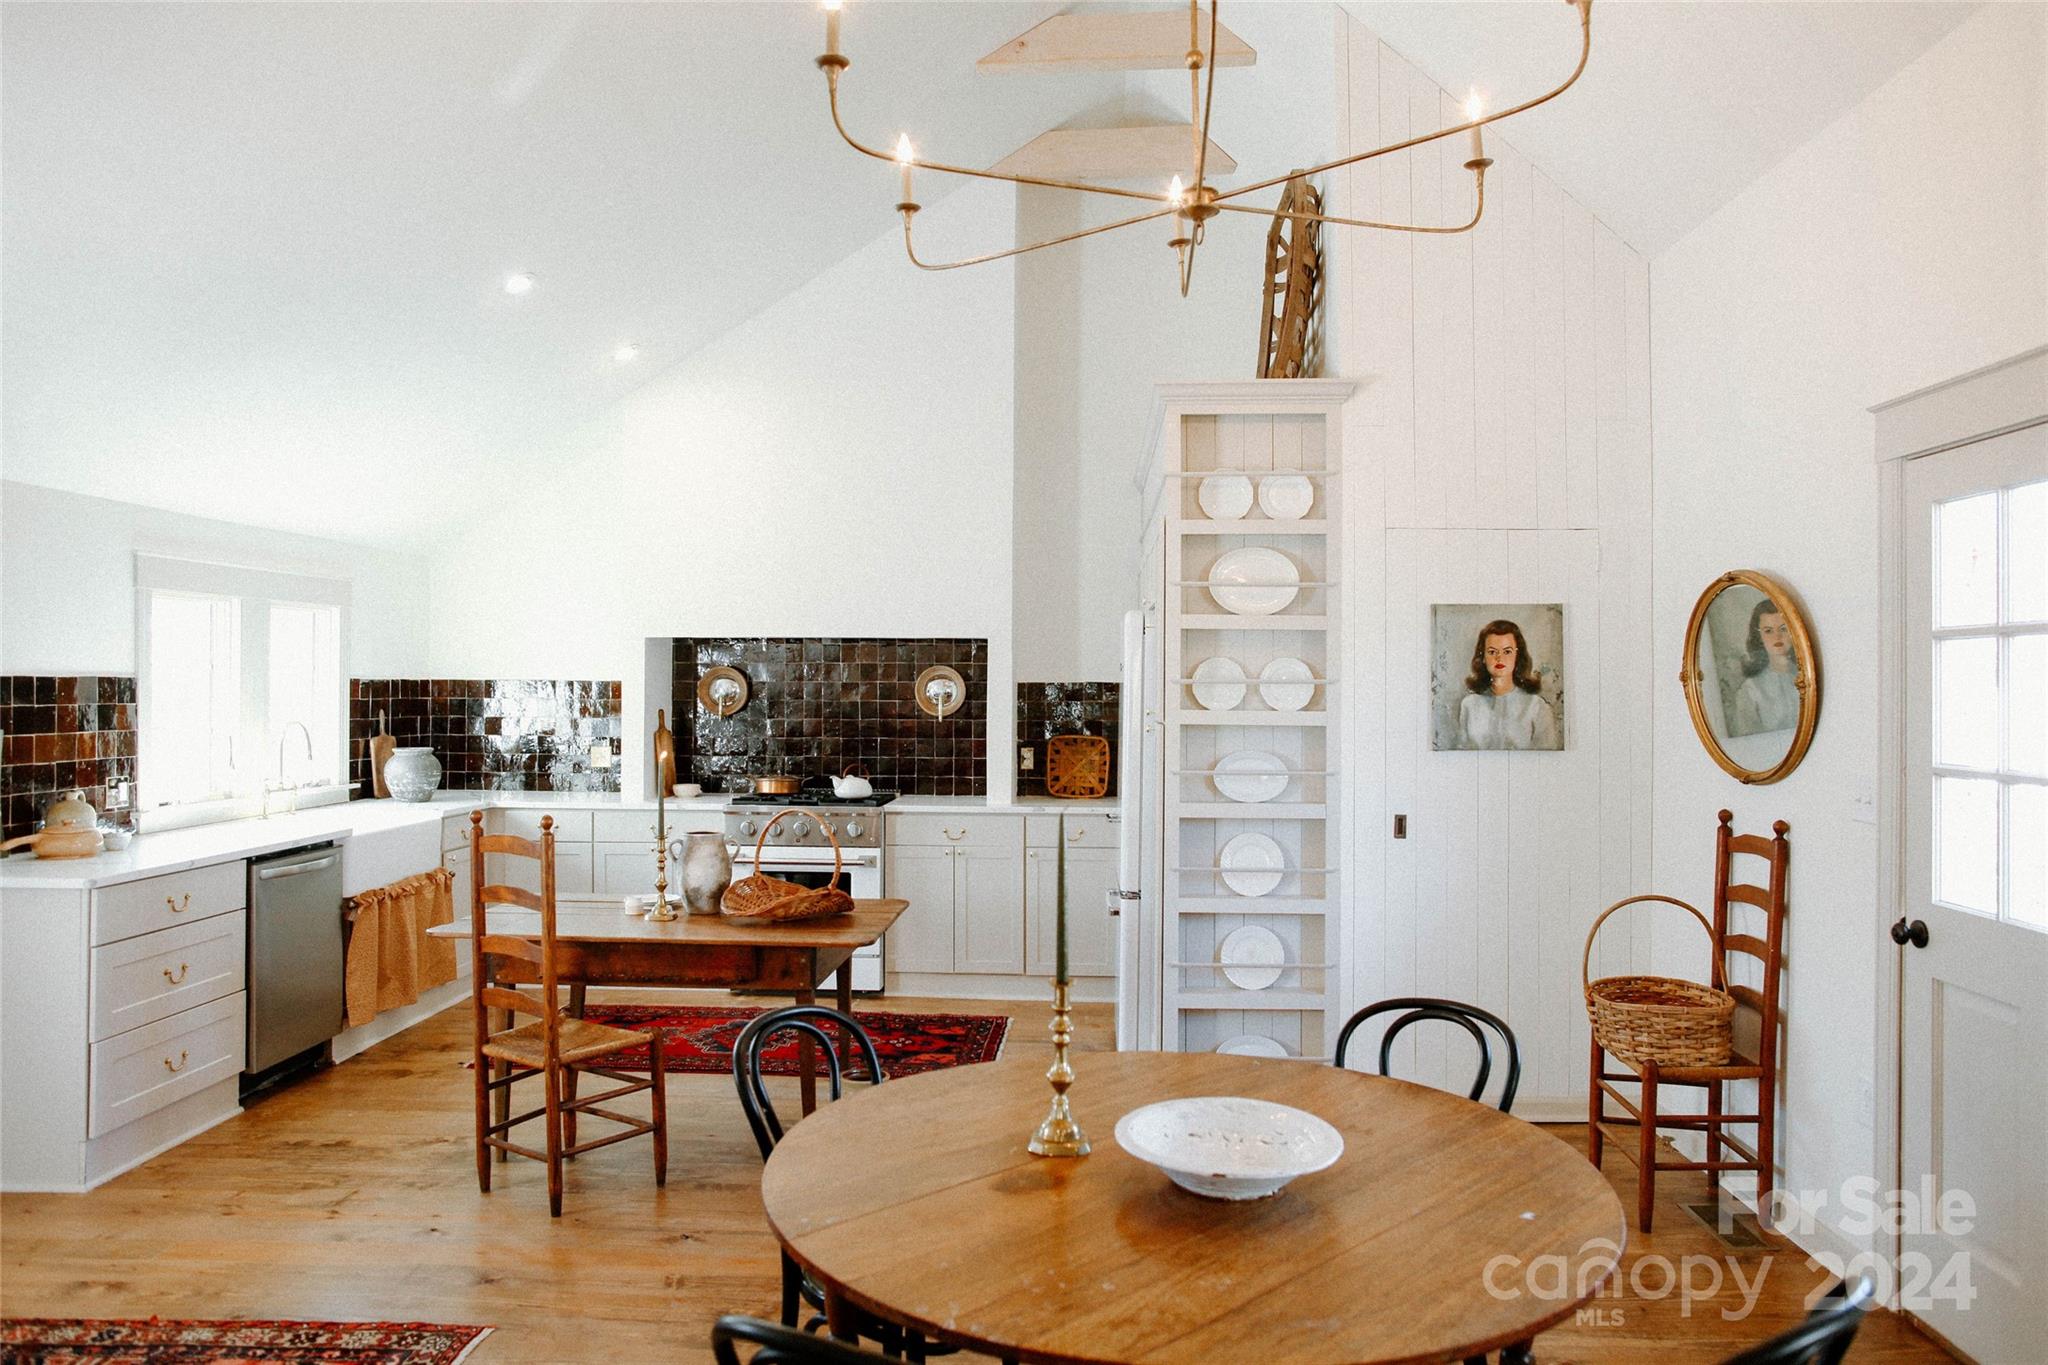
[1331,17,1655,1115]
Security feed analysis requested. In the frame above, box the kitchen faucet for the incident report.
[263,721,314,817]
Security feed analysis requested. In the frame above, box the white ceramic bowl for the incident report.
[672,783,703,798]
[1115,1096,1343,1201]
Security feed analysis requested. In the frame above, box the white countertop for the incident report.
[0,790,1118,891]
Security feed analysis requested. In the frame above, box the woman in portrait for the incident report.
[1458,619,1559,751]
[1730,598,1801,735]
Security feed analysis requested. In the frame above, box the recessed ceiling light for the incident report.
[503,272,535,296]
[612,344,641,364]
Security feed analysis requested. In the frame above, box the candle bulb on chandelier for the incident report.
[894,133,915,203]
[822,0,842,58]
[1465,90,1486,164]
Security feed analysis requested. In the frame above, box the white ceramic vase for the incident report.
[384,747,443,802]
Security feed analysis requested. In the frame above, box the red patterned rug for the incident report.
[0,1319,490,1364]
[572,1003,1008,1078]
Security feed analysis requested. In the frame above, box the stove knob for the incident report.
[845,820,864,839]
[739,819,757,837]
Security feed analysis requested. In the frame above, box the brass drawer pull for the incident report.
[163,962,189,986]
[163,1050,188,1074]
[1068,829,1085,842]
[167,893,191,914]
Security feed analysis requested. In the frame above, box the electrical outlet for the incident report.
[1018,745,1035,772]
[590,739,613,770]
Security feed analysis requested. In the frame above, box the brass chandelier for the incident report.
[817,0,1594,296]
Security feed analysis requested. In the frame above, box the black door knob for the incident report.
[1890,917,1929,948]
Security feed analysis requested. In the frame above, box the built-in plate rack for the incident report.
[1148,381,1352,1061]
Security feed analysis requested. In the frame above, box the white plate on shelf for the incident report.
[1258,656,1317,712]
[1115,1096,1343,1200]
[1197,474,1254,520]
[1208,547,1300,616]
[1218,832,1286,897]
[1213,750,1288,803]
[1190,656,1248,711]
[1217,924,1287,990]
[1216,1034,1292,1059]
[1258,474,1314,520]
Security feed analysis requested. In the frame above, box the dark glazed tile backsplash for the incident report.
[671,638,988,796]
[1015,682,1120,798]
[0,675,138,844]
[350,679,622,797]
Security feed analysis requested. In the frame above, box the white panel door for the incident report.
[954,844,1025,975]
[1900,427,2046,1361]
[883,845,956,975]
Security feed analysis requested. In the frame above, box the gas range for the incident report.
[724,792,896,849]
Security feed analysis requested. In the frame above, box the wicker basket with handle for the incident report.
[1583,894,1736,1067]
[722,809,858,922]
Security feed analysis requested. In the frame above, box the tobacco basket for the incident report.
[1582,894,1735,1067]
[722,809,857,922]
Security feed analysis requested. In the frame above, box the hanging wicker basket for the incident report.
[722,809,858,922]
[1583,895,1735,1067]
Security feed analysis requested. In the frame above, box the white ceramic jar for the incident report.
[384,747,443,802]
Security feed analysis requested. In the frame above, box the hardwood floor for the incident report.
[1,992,1952,1363]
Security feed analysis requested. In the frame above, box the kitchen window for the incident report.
[135,555,349,828]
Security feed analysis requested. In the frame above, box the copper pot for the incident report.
[749,774,801,796]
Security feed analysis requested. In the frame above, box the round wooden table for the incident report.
[761,1051,1625,1364]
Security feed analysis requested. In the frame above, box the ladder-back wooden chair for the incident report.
[468,810,667,1216]
[1590,811,1789,1231]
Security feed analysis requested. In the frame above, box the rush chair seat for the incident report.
[467,810,667,1217]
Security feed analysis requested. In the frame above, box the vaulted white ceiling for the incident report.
[1,1,1983,547]
[1342,0,1980,257]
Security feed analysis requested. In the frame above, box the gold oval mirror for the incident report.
[1681,570,1820,785]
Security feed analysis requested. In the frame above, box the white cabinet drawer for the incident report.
[498,808,592,843]
[1059,813,1120,849]
[90,910,246,1043]
[1025,814,1062,847]
[887,813,1021,851]
[592,810,663,844]
[91,861,245,946]
[442,813,481,852]
[88,992,245,1138]
[489,847,592,896]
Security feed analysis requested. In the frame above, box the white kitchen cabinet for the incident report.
[1025,830,1117,980]
[443,848,473,920]
[491,845,591,896]
[883,814,1025,976]
[884,843,957,974]
[595,842,658,896]
[954,843,1025,974]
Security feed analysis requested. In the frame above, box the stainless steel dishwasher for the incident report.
[246,842,345,1075]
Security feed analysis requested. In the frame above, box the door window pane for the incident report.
[1937,636,1999,770]
[2008,480,2047,623]
[1936,776,1999,913]
[1936,493,1998,627]
[2009,785,2046,929]
[2009,634,2048,778]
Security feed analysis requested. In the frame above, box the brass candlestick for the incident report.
[1028,978,1089,1157]
[645,709,679,922]
[1029,830,1088,1157]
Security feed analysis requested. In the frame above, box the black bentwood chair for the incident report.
[734,1007,956,1362]
[1720,1275,1876,1365]
[712,1315,894,1365]
[1333,996,1523,1113]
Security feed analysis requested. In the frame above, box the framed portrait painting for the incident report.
[1430,604,1566,752]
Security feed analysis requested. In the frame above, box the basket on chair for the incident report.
[722,809,858,922]
[1583,895,1735,1067]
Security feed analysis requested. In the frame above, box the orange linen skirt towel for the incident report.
[345,866,458,1028]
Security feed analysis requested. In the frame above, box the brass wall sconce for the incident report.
[916,665,965,719]
[697,666,750,718]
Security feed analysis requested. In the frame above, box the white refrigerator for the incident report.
[1115,607,1164,1051]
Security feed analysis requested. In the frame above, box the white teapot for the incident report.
[830,763,874,800]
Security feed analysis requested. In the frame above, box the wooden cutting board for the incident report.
[1045,734,1111,799]
[369,709,396,798]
